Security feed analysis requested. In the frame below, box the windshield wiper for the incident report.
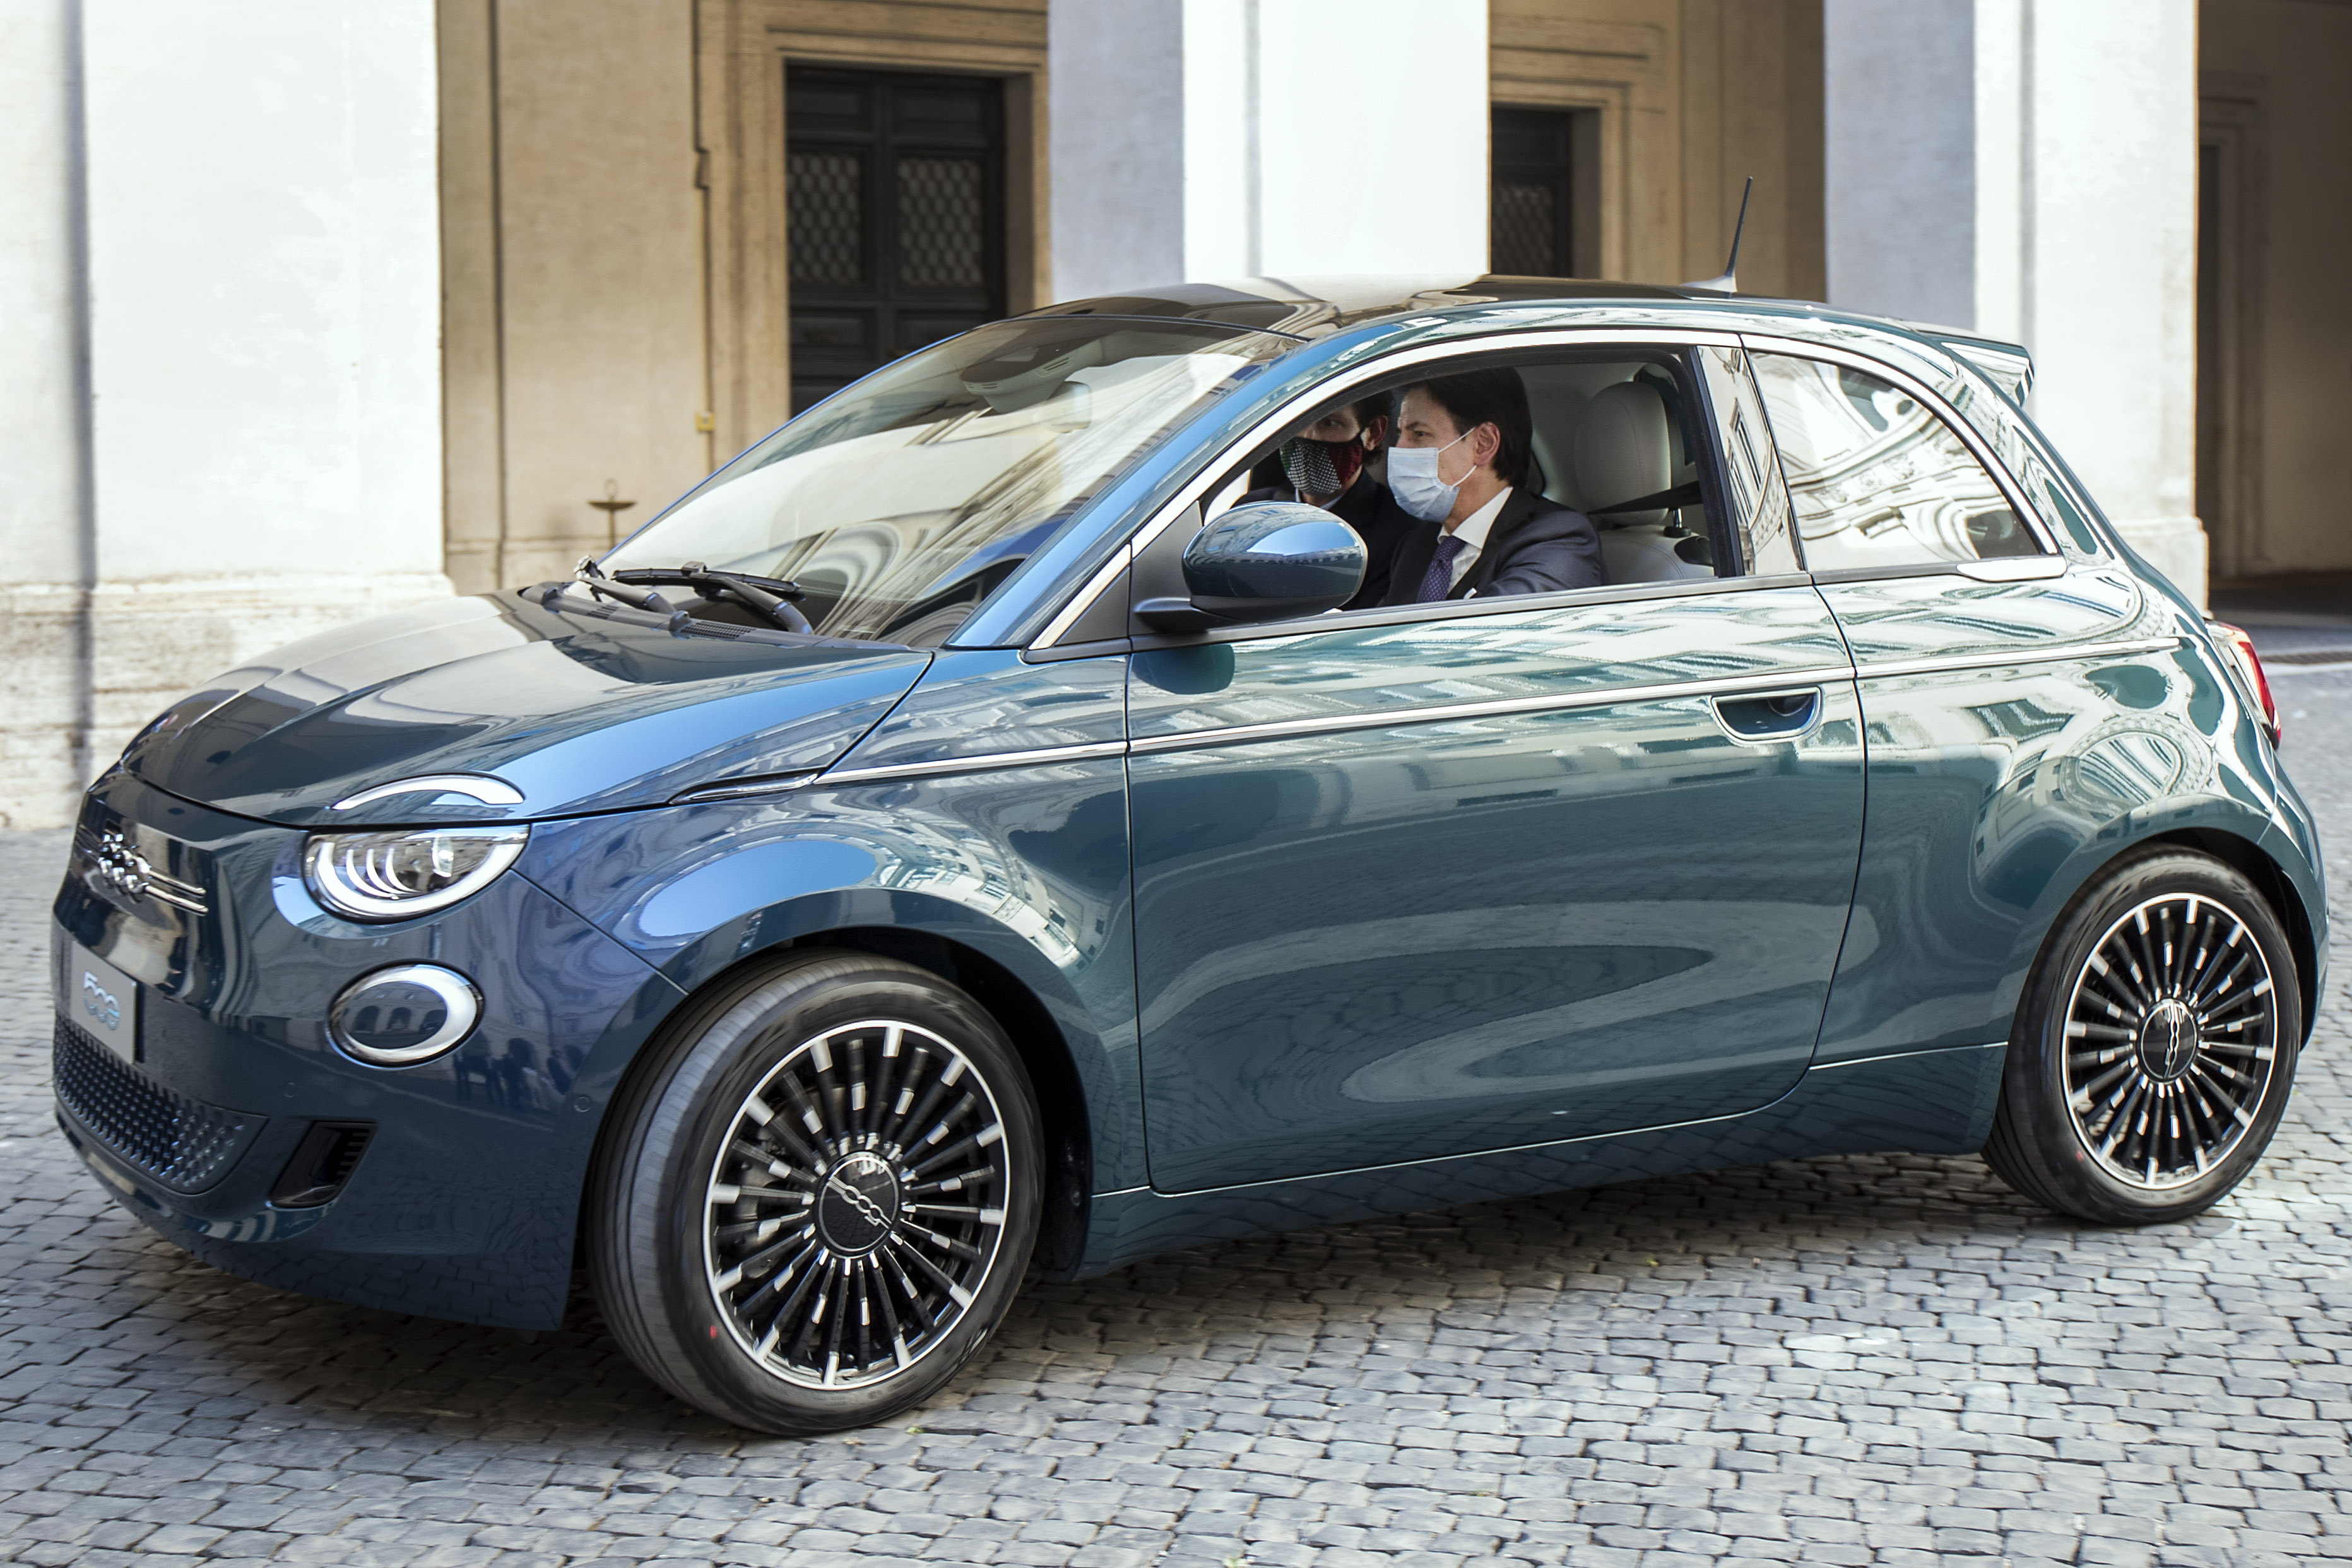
[555,563,690,630]
[555,559,815,635]
[612,563,815,635]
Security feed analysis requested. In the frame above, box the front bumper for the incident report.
[52,774,680,1329]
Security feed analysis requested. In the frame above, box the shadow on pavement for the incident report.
[76,1138,2076,1447]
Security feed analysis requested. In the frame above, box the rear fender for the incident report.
[1991,797,2315,1048]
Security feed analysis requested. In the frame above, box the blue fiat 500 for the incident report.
[54,278,2323,1433]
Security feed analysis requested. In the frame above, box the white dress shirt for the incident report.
[1441,486,1514,594]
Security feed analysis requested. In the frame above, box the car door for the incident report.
[1742,338,2173,1066]
[1123,341,1865,1194]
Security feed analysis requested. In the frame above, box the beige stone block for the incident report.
[83,573,458,768]
[500,541,591,594]
[0,572,455,828]
[0,726,85,830]
[1,584,87,729]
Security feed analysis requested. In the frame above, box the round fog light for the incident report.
[329,964,480,1066]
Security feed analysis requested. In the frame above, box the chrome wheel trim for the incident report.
[700,1017,1011,1391]
[2062,893,2279,1192]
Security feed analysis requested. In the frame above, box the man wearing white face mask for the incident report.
[1380,369,1604,604]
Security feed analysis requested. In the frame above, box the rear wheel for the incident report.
[589,951,1041,1433]
[1984,849,2301,1224]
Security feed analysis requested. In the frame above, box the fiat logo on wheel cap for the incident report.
[816,1152,902,1255]
[2136,1000,2199,1082]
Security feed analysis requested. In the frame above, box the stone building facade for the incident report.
[1,0,2343,827]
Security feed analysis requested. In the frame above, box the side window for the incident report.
[1749,353,2043,570]
[1174,352,1732,617]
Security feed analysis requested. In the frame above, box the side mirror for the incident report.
[1136,503,1367,632]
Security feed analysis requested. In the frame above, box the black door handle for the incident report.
[1711,687,1822,741]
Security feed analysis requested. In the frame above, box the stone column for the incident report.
[1049,0,1489,298]
[80,1,454,767]
[1821,0,1976,327]
[0,1,454,827]
[1991,0,2204,603]
[0,0,93,827]
[1824,0,2205,603]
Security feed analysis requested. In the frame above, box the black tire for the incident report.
[1984,847,2301,1224]
[588,950,1043,1434]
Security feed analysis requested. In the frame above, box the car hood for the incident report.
[119,592,931,827]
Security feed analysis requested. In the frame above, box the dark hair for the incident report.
[1349,392,1393,441]
[1406,369,1532,488]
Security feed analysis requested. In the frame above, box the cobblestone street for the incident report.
[0,666,2346,1568]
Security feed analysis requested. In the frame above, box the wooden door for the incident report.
[786,66,1007,413]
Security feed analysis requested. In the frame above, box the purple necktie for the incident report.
[1416,534,1467,603]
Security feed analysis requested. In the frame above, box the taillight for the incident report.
[2209,621,2281,748]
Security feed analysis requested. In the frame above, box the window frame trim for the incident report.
[1687,344,1804,577]
[1026,325,1747,653]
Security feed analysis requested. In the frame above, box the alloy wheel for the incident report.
[2061,893,2279,1191]
[700,1018,1011,1389]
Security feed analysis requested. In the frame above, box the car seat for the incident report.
[1576,380,1713,584]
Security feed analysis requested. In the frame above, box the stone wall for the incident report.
[0,1,450,829]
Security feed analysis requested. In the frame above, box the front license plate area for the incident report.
[68,944,140,1063]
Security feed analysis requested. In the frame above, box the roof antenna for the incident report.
[1684,175,1753,293]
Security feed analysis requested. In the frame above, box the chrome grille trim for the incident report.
[75,825,208,915]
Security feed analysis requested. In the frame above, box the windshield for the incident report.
[604,317,1297,644]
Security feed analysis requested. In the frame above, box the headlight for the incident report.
[302,825,528,921]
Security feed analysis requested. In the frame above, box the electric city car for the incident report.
[53,276,2324,1434]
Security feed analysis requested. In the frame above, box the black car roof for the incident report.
[1021,274,2036,403]
[1022,274,1696,338]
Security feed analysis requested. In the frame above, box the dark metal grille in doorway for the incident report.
[1491,105,1600,279]
[786,66,1007,413]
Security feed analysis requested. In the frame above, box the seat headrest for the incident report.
[1575,380,1673,528]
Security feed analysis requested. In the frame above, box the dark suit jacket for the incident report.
[1380,487,1605,606]
[1241,475,1419,610]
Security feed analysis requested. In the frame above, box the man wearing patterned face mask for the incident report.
[1242,394,1416,609]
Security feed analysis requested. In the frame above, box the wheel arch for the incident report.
[576,906,1114,1282]
[2011,823,2318,1047]
[2141,826,2319,1040]
[1985,808,2319,1060]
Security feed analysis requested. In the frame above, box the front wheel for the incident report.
[588,951,1042,1433]
[1984,848,2302,1225]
